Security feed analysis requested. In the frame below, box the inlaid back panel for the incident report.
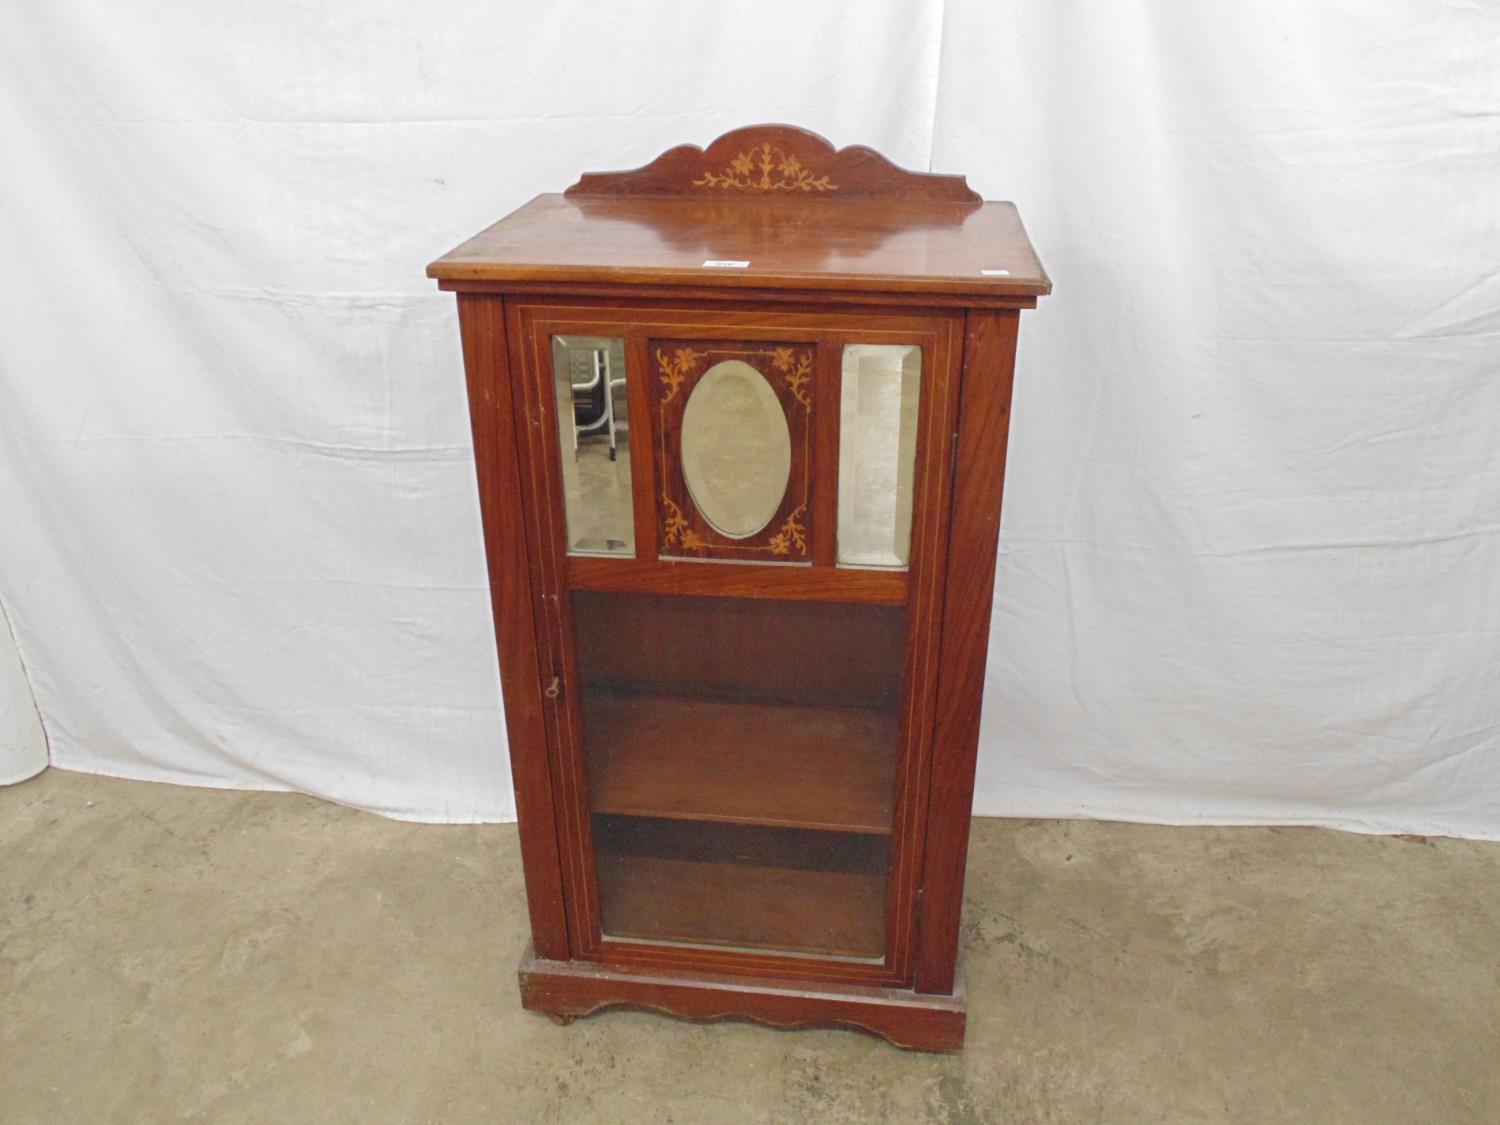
[652,339,815,563]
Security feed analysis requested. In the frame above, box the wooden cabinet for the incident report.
[427,125,1049,1051]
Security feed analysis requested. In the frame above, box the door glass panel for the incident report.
[573,591,905,959]
[838,344,922,569]
[551,336,633,556]
[680,360,792,539]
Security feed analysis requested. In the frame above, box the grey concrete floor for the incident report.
[3,769,1498,1124]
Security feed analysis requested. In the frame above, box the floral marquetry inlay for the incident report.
[767,504,808,557]
[771,346,813,407]
[652,339,815,563]
[661,496,706,550]
[693,143,838,194]
[657,346,703,404]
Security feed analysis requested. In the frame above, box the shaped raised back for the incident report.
[565,124,982,204]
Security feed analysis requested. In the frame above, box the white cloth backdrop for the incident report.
[0,605,47,784]
[2,2,1497,835]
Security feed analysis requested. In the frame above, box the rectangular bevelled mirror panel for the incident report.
[551,336,633,556]
[838,344,922,568]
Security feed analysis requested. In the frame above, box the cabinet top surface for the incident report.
[425,125,1050,301]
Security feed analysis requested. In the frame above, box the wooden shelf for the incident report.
[582,690,899,834]
[597,851,886,959]
[567,556,907,605]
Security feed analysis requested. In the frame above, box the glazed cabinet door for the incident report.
[506,300,962,987]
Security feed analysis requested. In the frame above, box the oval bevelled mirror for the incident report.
[680,360,792,539]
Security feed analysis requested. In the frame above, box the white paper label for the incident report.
[980,268,1011,276]
[702,259,750,268]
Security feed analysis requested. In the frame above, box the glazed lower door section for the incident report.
[572,591,906,959]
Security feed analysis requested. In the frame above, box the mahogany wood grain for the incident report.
[565,555,906,604]
[428,195,1049,302]
[622,336,660,562]
[913,309,1022,995]
[810,337,842,568]
[502,299,604,955]
[571,592,906,710]
[594,819,887,957]
[879,315,964,987]
[513,301,960,355]
[583,691,898,835]
[649,338,814,562]
[437,128,1047,1050]
[439,278,1040,311]
[598,856,884,958]
[455,294,570,959]
[565,124,981,204]
[592,815,887,873]
[519,944,967,1052]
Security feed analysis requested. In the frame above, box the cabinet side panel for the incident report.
[913,309,1020,994]
[456,293,570,959]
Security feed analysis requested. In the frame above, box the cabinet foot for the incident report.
[545,1011,575,1026]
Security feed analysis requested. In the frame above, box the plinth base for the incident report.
[518,944,966,1052]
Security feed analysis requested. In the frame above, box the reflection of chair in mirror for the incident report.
[572,347,627,461]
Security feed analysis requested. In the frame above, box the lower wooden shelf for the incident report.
[519,943,967,1053]
[597,849,886,959]
[583,689,899,834]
